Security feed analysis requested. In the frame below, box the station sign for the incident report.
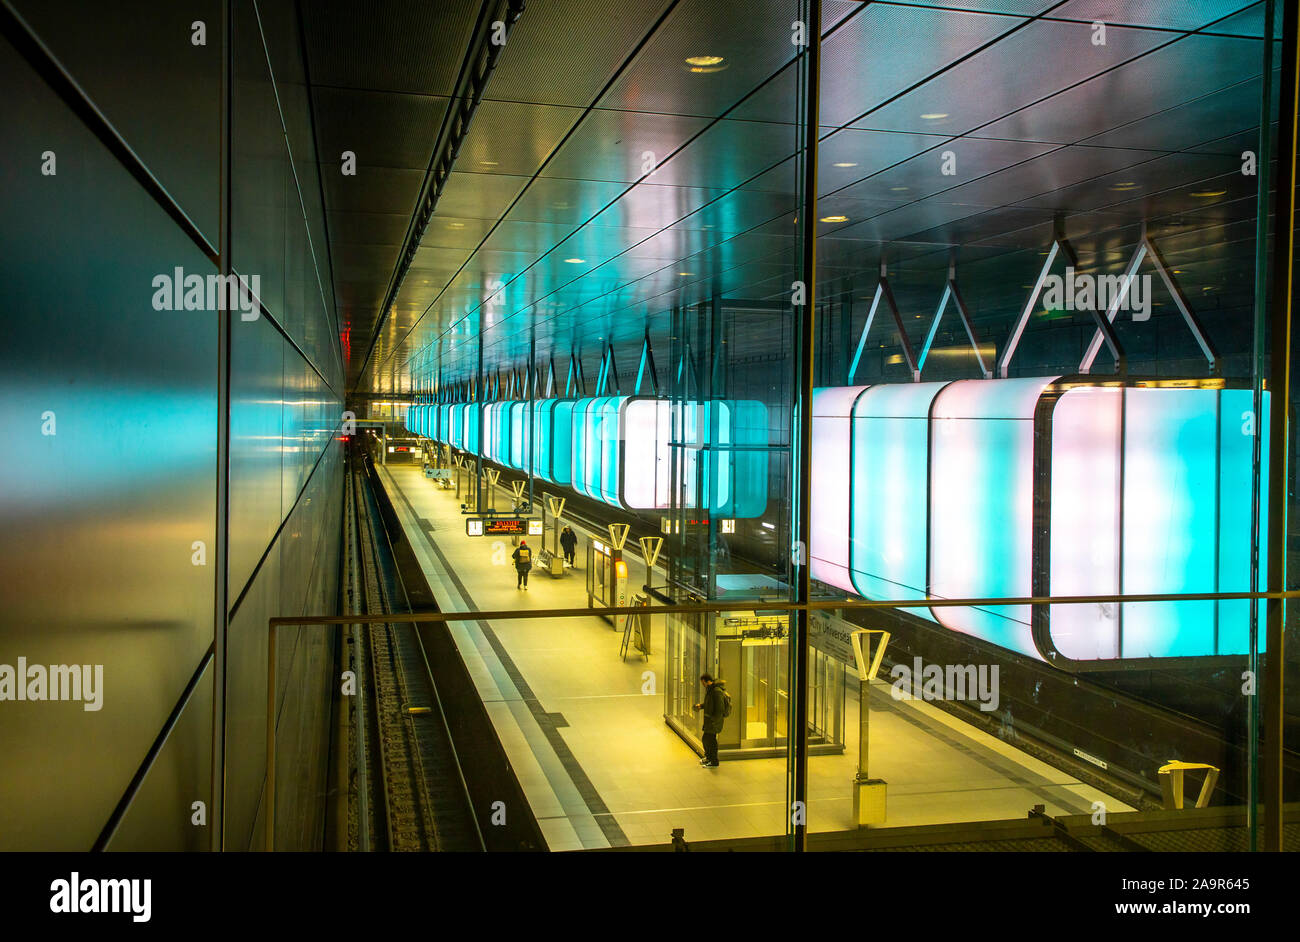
[465,517,543,537]
[809,609,856,666]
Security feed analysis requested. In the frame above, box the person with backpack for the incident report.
[692,673,729,768]
[559,526,577,566]
[512,539,533,590]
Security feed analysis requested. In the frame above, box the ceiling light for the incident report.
[447,222,465,229]
[678,271,694,276]
[920,112,948,120]
[564,258,585,264]
[1190,189,1226,198]
[479,160,498,167]
[684,55,727,73]
[1109,182,1139,191]
[890,186,909,192]
[820,215,849,223]
[833,162,858,168]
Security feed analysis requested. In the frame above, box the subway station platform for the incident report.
[377,462,1133,850]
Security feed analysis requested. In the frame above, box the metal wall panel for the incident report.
[11,0,224,246]
[229,317,286,600]
[0,38,217,850]
[104,660,214,852]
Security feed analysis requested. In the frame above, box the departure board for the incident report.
[465,517,539,536]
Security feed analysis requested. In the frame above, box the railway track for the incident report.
[344,451,482,852]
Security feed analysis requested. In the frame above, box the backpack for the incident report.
[517,547,531,566]
[720,688,732,718]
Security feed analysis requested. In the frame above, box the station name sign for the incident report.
[465,517,543,537]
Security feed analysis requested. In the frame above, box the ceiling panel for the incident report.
[293,0,1275,392]
[1051,0,1255,31]
[300,0,480,96]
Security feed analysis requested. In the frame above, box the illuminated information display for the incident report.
[465,517,543,537]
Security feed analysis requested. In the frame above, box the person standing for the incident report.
[559,525,577,566]
[692,673,728,768]
[512,539,533,590]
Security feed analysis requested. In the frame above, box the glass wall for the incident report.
[378,0,1297,852]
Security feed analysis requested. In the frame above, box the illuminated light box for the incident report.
[809,386,870,593]
[850,383,947,621]
[569,397,599,500]
[1046,385,1122,660]
[670,399,769,518]
[549,400,575,486]
[622,398,672,510]
[531,400,555,481]
[1215,388,1270,653]
[598,397,621,505]
[929,377,1058,659]
[510,402,528,470]
[712,400,769,518]
[1045,385,1270,661]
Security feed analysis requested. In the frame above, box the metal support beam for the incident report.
[999,238,1070,378]
[847,257,920,383]
[918,259,992,379]
[635,327,659,396]
[792,0,821,854]
[1144,235,1220,374]
[1263,0,1297,854]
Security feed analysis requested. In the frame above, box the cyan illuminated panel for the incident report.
[700,402,733,514]
[490,402,511,464]
[1217,389,1269,652]
[567,396,625,508]
[668,400,770,517]
[439,404,451,443]
[570,398,595,498]
[712,400,769,518]
[599,397,622,505]
[510,402,528,470]
[1121,388,1221,658]
[930,377,1057,659]
[480,403,495,460]
[550,400,575,486]
[1048,386,1122,660]
[810,386,869,593]
[450,404,463,449]
[850,383,947,619]
[531,400,554,480]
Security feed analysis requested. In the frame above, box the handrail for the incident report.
[269,588,1297,628]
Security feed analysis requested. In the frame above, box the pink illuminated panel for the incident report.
[929,377,1056,659]
[810,387,869,593]
[1049,386,1121,659]
[622,399,671,509]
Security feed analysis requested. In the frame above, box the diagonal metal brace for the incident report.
[848,256,921,383]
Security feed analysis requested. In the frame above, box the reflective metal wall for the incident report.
[0,0,344,851]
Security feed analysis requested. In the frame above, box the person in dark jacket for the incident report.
[512,539,533,589]
[692,673,727,768]
[559,526,577,566]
